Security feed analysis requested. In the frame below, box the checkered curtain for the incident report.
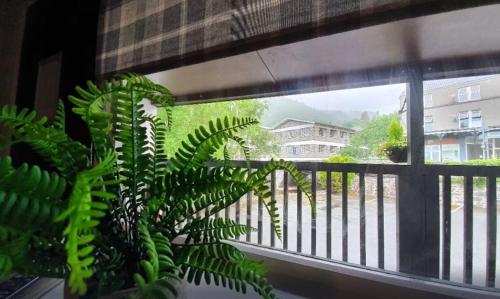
[95,0,488,77]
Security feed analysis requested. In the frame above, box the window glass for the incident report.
[425,145,440,161]
[424,94,433,107]
[424,116,433,132]
[457,85,481,102]
[155,83,405,163]
[441,144,460,162]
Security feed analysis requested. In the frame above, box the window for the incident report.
[424,116,433,132]
[441,144,460,162]
[330,129,337,137]
[425,145,440,161]
[319,145,326,152]
[423,94,433,107]
[459,110,482,129]
[329,146,337,153]
[319,128,326,136]
[457,85,480,102]
[340,131,346,138]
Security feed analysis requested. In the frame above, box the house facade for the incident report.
[269,118,355,161]
[402,75,500,162]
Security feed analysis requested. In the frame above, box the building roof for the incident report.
[423,75,500,94]
[270,118,356,132]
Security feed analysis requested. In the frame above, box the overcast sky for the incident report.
[265,83,406,114]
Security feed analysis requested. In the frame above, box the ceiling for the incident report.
[148,4,500,103]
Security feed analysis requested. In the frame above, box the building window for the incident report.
[330,129,337,137]
[340,131,346,138]
[423,94,433,107]
[459,110,482,129]
[319,145,326,153]
[457,85,480,102]
[302,128,311,136]
[441,144,460,162]
[424,116,433,132]
[329,146,337,153]
[425,145,440,161]
[319,128,326,136]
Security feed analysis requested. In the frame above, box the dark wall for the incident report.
[12,0,100,165]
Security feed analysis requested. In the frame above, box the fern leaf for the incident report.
[246,159,314,239]
[167,117,258,172]
[0,105,88,177]
[55,153,118,296]
[176,243,276,299]
[183,218,254,244]
[145,115,169,196]
[68,81,114,160]
[52,99,65,131]
[134,220,179,299]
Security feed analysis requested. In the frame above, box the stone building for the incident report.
[269,118,356,161]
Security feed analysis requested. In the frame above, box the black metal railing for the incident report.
[227,160,499,289]
[429,164,498,287]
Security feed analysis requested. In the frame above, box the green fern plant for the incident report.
[0,73,313,298]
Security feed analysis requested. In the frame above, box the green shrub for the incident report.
[461,159,500,166]
[380,119,407,156]
[318,155,357,193]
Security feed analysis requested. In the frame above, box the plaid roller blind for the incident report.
[96,0,490,77]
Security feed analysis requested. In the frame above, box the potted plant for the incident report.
[0,74,312,298]
[380,119,407,163]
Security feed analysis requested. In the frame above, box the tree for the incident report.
[157,99,279,160]
[340,114,400,159]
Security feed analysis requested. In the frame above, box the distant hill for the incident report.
[260,98,376,129]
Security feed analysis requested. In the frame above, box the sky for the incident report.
[265,83,406,114]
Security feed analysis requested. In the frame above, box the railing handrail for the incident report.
[230,160,407,175]
[231,160,500,176]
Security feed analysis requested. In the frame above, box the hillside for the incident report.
[260,98,375,129]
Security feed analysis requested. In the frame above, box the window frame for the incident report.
[457,85,481,102]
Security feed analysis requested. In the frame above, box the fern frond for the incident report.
[134,220,179,299]
[162,167,250,225]
[0,105,88,177]
[183,218,254,244]
[0,157,66,202]
[176,243,276,299]
[68,81,114,160]
[55,153,118,296]
[118,73,175,108]
[167,117,258,172]
[145,115,168,196]
[52,99,65,131]
[246,159,313,239]
[113,88,150,243]
[0,157,66,230]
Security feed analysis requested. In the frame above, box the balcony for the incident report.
[210,159,497,298]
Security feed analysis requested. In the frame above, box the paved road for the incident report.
[230,193,500,289]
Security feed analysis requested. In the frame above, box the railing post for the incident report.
[397,67,440,278]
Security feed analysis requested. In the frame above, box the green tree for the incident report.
[340,114,400,159]
[157,99,279,159]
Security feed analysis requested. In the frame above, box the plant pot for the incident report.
[387,147,407,163]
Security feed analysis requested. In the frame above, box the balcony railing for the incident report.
[226,160,499,290]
